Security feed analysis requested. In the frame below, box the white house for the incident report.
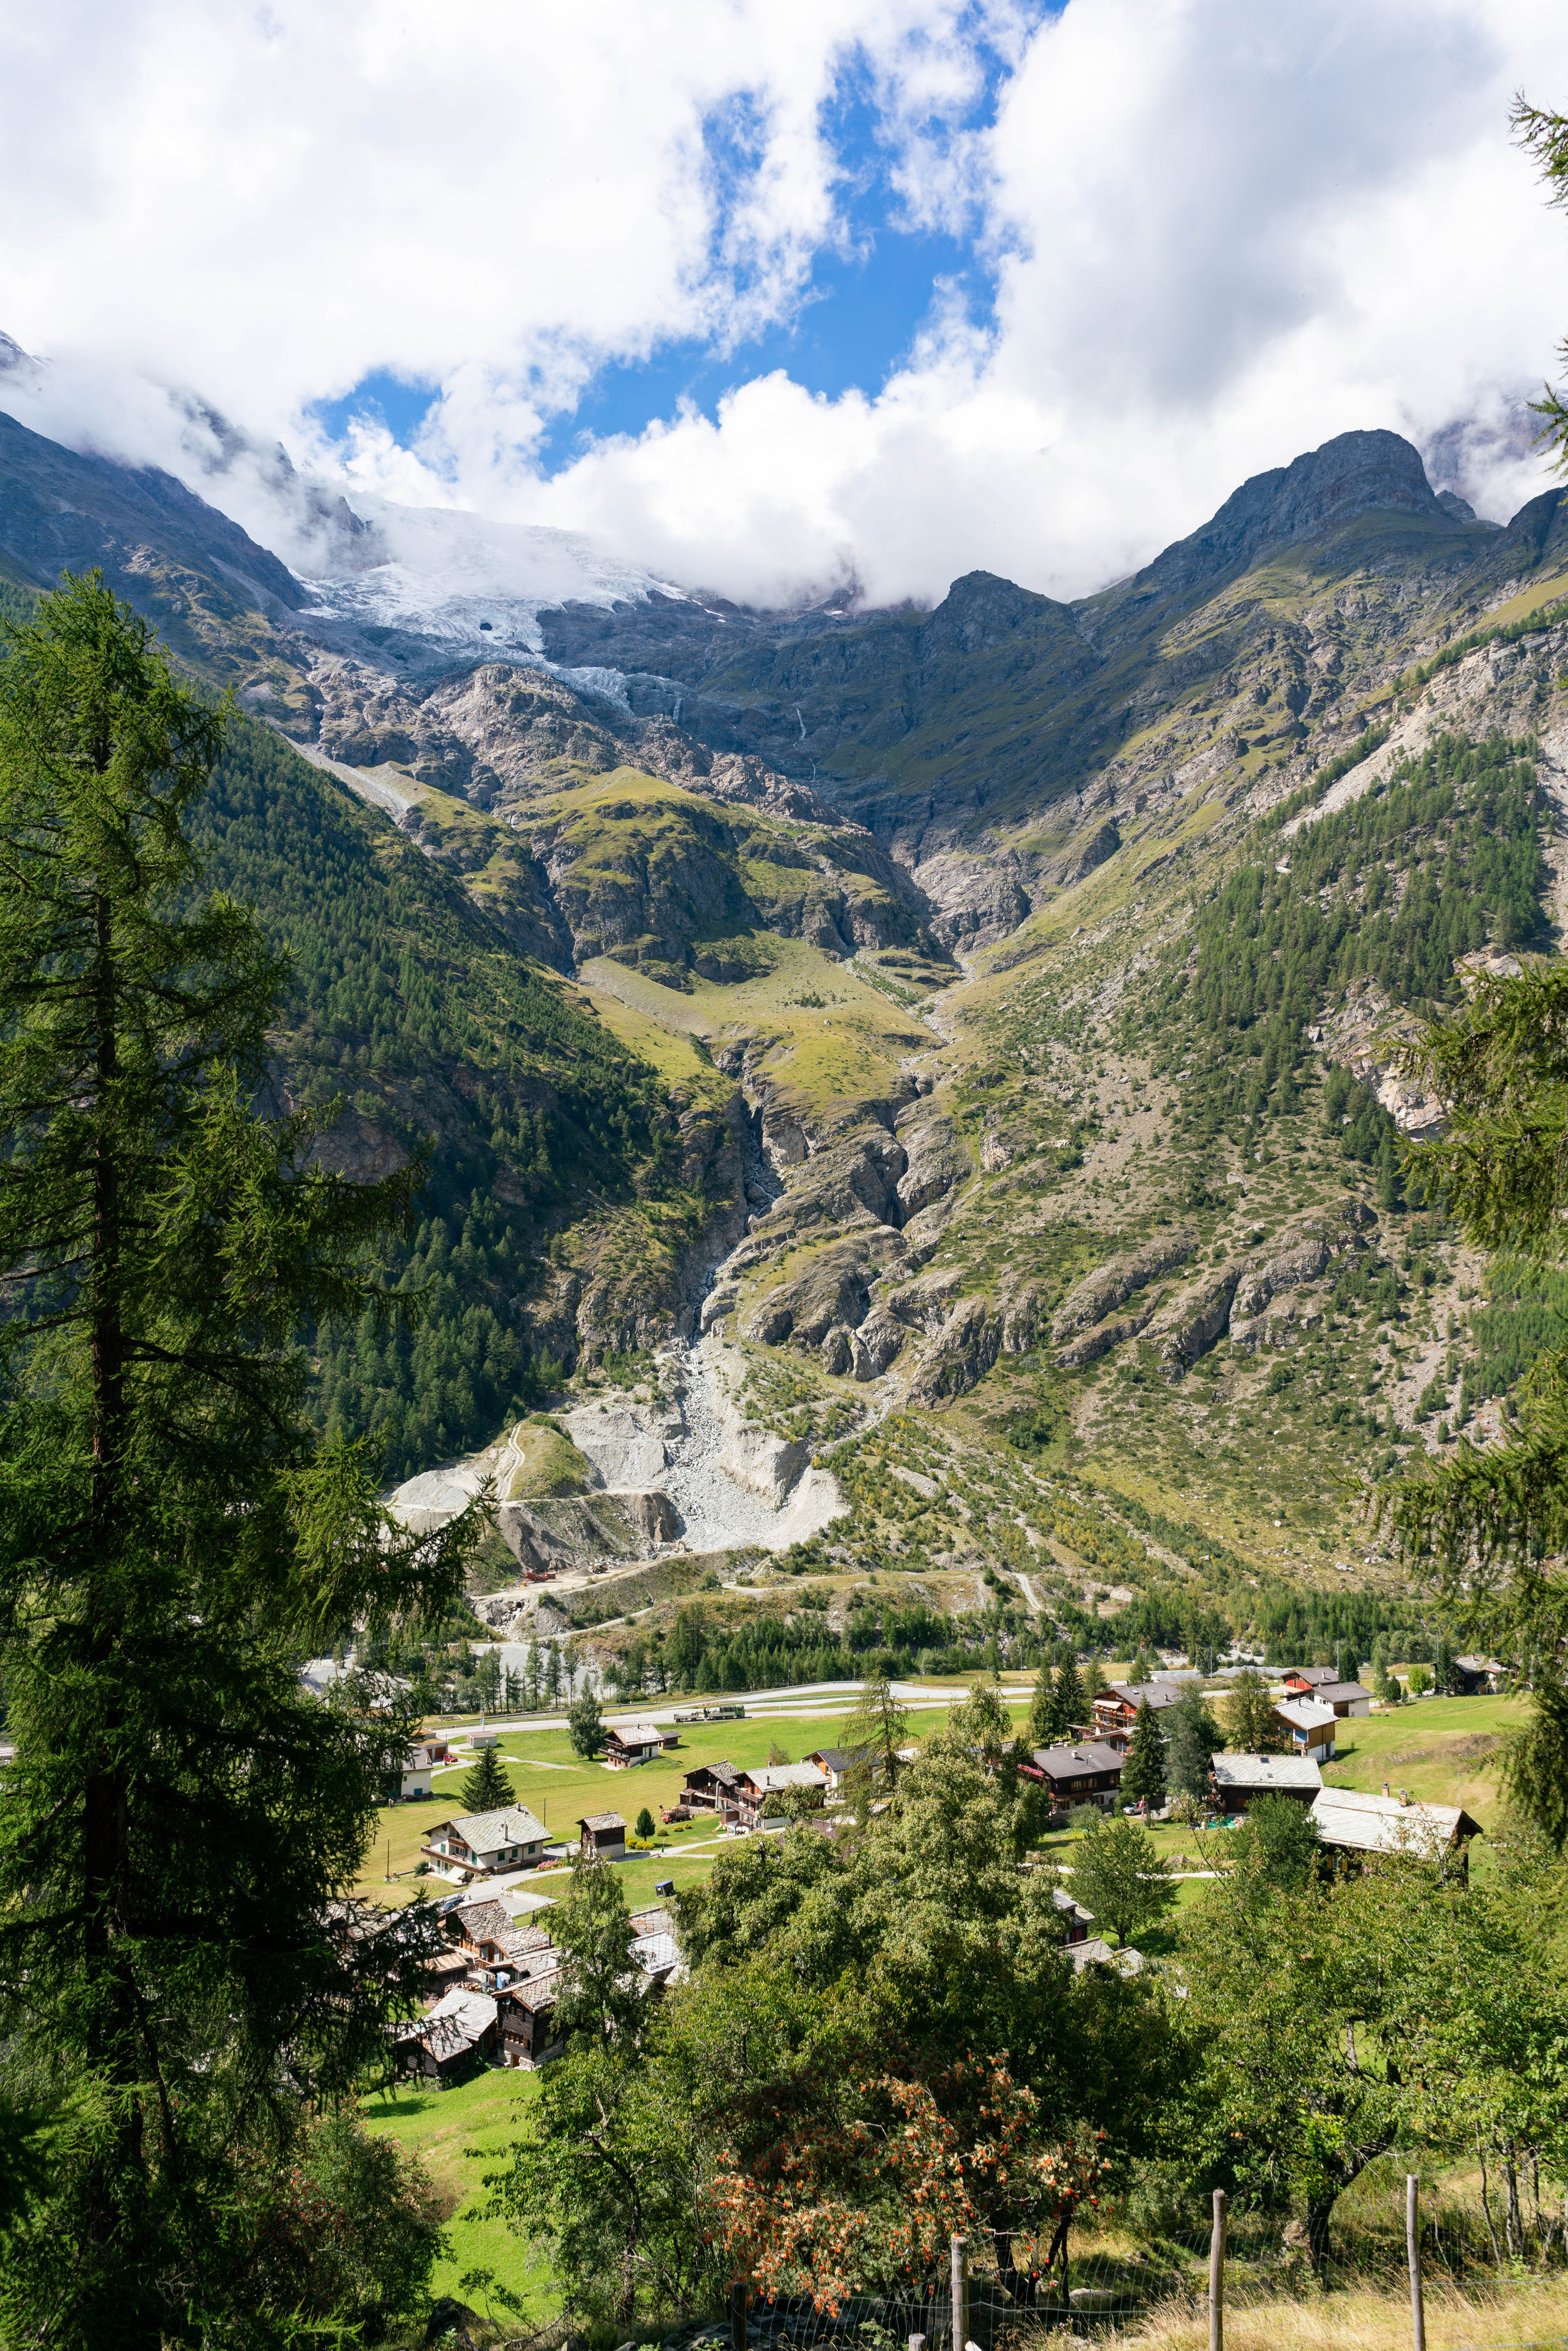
[421,1806,550,1882]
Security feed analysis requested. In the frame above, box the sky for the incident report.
[2,0,1567,608]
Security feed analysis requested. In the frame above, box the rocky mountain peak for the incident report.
[1106,428,1457,616]
[921,569,1076,656]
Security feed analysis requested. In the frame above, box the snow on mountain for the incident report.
[298,494,689,685]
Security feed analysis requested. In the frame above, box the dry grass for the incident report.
[1100,2278,1567,2351]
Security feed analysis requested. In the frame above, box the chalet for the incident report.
[1210,1753,1322,1812]
[422,1806,550,1881]
[731,1761,828,1826]
[1280,1666,1341,1696]
[1313,1680,1373,1718]
[1091,1681,1189,1738]
[390,1738,450,1802]
[604,1721,679,1769]
[449,1898,556,1987]
[397,1987,498,2083]
[1311,1786,1482,1880]
[1052,1886,1095,1945]
[1273,1698,1337,1764]
[499,1969,566,2069]
[1454,1654,1506,1695]
[1021,1741,1125,1815]
[806,1745,874,1795]
[682,1760,744,1814]
[579,1811,627,1861]
[1071,1939,1145,1978]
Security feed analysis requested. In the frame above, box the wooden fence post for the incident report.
[1407,2176,1426,2351]
[1208,2189,1228,2351]
[729,2277,746,2351]
[951,2233,968,2351]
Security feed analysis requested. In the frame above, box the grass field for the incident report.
[361,2066,546,2326]
[1318,1691,1515,1832]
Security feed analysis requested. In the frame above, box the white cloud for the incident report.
[2,0,1567,606]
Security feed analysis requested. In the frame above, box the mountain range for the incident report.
[4,385,1566,1675]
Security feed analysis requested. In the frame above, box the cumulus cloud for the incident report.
[2,0,1567,605]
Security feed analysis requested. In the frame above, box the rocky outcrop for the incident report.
[1052,1230,1197,1344]
[1055,1305,1156,1372]
[744,1239,885,1348]
[1150,1269,1243,1383]
[719,1424,811,1508]
[895,1106,968,1220]
[905,1294,1003,1405]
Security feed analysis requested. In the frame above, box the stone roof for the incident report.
[1311,1787,1482,1855]
[746,1762,829,1793]
[1211,1753,1323,1792]
[1032,1741,1126,1778]
[453,1898,514,1943]
[607,1721,665,1745]
[579,1811,627,1834]
[1275,1698,1336,1732]
[402,1986,497,2060]
[1315,1681,1373,1705]
[451,1807,549,1853]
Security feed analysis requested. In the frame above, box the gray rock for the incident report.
[563,1402,666,1488]
[1150,1268,1242,1382]
[1051,1229,1196,1344]
[719,1424,810,1507]
[895,1110,968,1220]
[619,1490,680,1543]
[1055,1304,1156,1371]
[905,1293,1002,1405]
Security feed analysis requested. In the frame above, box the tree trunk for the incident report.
[1478,2140,1504,2266]
[1306,2197,1335,2275]
[1503,2142,1524,2263]
[83,883,151,2333]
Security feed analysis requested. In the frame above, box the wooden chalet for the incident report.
[1020,1740,1125,1816]
[578,1811,627,1861]
[604,1720,680,1769]
[682,1760,744,1814]
[1311,1786,1482,1880]
[1273,1698,1337,1764]
[421,1805,550,1883]
[396,1988,498,2083]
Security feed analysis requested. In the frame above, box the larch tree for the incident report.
[0,577,484,2345]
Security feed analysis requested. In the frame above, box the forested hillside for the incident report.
[191,719,744,1475]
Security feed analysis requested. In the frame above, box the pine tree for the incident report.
[0,577,484,2343]
[1166,1685,1227,1801]
[461,1743,514,1815]
[1054,1653,1087,1739]
[1121,1698,1169,1811]
[1026,1663,1055,1751]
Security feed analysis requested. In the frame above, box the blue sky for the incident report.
[308,22,1028,474]
[6,1,1564,607]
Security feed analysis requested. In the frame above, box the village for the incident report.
[387,1655,1505,2091]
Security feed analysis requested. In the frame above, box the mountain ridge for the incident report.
[4,395,1567,1662]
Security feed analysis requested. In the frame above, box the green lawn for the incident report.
[361,2066,547,2329]
[360,1697,990,1906]
[1317,1691,1516,1830]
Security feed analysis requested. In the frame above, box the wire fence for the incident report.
[478,2190,1568,2351]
